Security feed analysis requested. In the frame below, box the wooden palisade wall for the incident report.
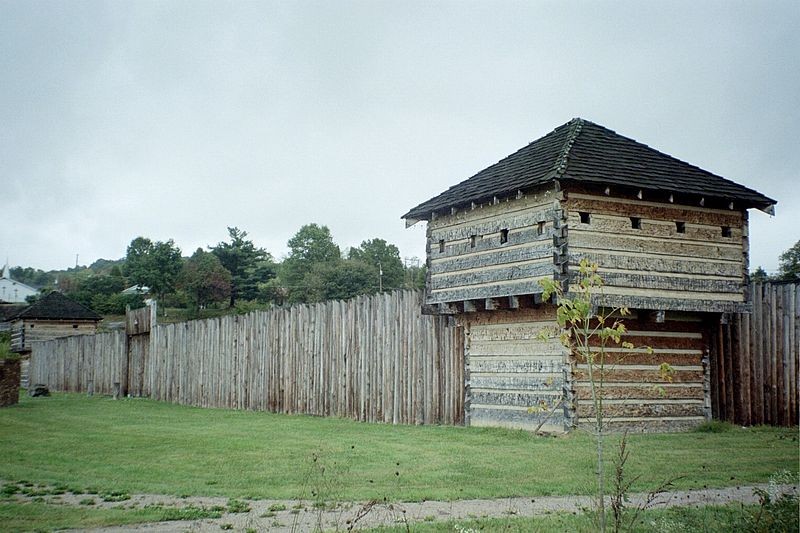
[712,281,798,426]
[30,291,465,426]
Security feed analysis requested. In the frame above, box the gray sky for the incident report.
[2,1,798,273]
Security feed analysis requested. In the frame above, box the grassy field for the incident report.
[1,393,797,504]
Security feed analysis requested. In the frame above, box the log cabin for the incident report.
[9,291,101,354]
[403,118,776,432]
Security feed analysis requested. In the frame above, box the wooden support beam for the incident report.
[436,303,458,315]
[463,300,478,313]
[508,295,520,309]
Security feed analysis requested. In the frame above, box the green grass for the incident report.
[2,496,796,533]
[0,394,797,502]
[371,495,800,532]
[0,501,222,533]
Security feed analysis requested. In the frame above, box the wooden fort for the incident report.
[403,118,776,432]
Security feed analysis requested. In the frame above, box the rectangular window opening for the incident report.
[676,221,686,234]
[438,239,445,253]
[579,212,591,224]
[470,235,477,248]
[500,228,509,244]
[721,226,732,238]
[537,221,545,236]
[630,217,642,230]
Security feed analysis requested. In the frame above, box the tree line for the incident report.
[12,224,426,316]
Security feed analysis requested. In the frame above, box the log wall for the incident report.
[712,282,798,426]
[426,187,559,304]
[572,312,710,432]
[563,190,748,313]
[10,319,98,353]
[30,291,465,426]
[462,307,569,431]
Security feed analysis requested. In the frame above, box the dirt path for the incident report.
[7,482,798,532]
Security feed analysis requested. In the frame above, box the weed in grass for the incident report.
[79,498,96,506]
[268,503,286,512]
[695,420,735,433]
[143,503,223,520]
[226,498,250,513]
[1,483,20,497]
[271,520,284,527]
[220,524,233,530]
[101,491,131,502]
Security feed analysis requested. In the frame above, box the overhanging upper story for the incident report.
[403,119,776,314]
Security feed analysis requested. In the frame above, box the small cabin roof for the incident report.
[0,304,27,322]
[403,118,776,221]
[10,291,102,321]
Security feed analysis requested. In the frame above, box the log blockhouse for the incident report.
[404,118,776,432]
[9,292,101,354]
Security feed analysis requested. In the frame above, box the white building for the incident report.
[0,263,38,303]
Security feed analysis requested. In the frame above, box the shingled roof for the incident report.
[403,118,776,221]
[11,291,101,321]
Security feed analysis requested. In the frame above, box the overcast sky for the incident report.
[2,1,798,274]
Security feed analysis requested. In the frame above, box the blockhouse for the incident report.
[9,291,101,354]
[403,118,776,432]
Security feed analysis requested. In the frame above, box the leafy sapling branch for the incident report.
[539,259,673,532]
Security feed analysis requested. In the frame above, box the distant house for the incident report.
[122,284,150,296]
[8,292,102,354]
[0,263,38,304]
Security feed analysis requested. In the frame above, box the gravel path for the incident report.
[7,481,795,532]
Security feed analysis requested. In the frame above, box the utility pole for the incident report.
[378,262,383,292]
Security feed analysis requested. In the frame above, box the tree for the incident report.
[210,227,274,306]
[348,239,404,292]
[303,260,378,302]
[282,224,341,303]
[124,237,183,301]
[778,240,800,281]
[540,260,673,532]
[402,257,427,290]
[178,248,232,309]
[68,275,125,310]
[750,266,770,283]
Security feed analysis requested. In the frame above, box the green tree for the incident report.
[9,267,55,289]
[178,248,232,309]
[304,260,378,302]
[124,237,183,301]
[402,257,427,290]
[210,227,275,306]
[750,266,770,283]
[778,240,800,281]
[348,239,404,292]
[68,275,126,311]
[282,224,341,303]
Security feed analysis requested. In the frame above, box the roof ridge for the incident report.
[553,117,584,176]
